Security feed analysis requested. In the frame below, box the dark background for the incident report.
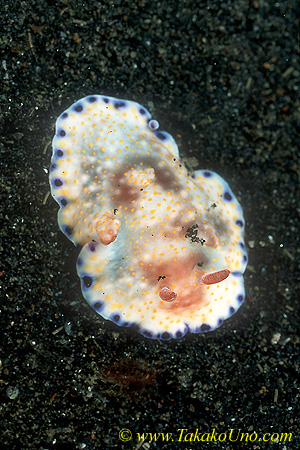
[1,0,299,448]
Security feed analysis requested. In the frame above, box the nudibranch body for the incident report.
[49,95,247,339]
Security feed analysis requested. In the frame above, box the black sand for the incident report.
[1,1,299,448]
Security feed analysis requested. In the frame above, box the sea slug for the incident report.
[49,95,247,339]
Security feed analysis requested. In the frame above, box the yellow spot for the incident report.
[112,302,124,310]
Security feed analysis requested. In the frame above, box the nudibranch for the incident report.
[49,95,247,340]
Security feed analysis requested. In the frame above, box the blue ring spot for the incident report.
[229,306,235,315]
[53,178,63,187]
[83,276,93,289]
[103,97,109,103]
[114,101,126,109]
[61,112,68,119]
[77,258,83,266]
[139,108,146,115]
[59,198,68,207]
[94,301,103,310]
[74,104,83,112]
[231,271,241,277]
[155,131,166,140]
[56,149,64,157]
[224,191,233,201]
[59,129,66,137]
[88,96,97,103]
[218,318,223,326]
[235,219,243,227]
[176,330,182,338]
[200,323,211,332]
[203,171,212,177]
[64,225,73,236]
[237,294,244,302]
[243,254,248,262]
[239,242,245,249]
[50,163,56,171]
[113,314,120,323]
[160,331,171,340]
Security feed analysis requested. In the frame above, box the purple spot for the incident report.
[94,301,103,310]
[54,178,63,187]
[139,108,146,115]
[237,294,244,302]
[64,226,73,236]
[218,318,224,325]
[89,96,97,103]
[59,129,66,137]
[60,198,68,207]
[77,258,83,266]
[50,163,56,171]
[88,243,96,252]
[113,314,120,323]
[74,104,83,112]
[148,119,159,130]
[243,254,248,262]
[176,330,183,338]
[235,219,243,227]
[83,276,93,288]
[103,97,109,103]
[160,331,171,340]
[143,330,153,338]
[203,171,212,177]
[239,242,245,249]
[61,112,68,119]
[229,306,235,314]
[224,191,232,201]
[200,323,211,332]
